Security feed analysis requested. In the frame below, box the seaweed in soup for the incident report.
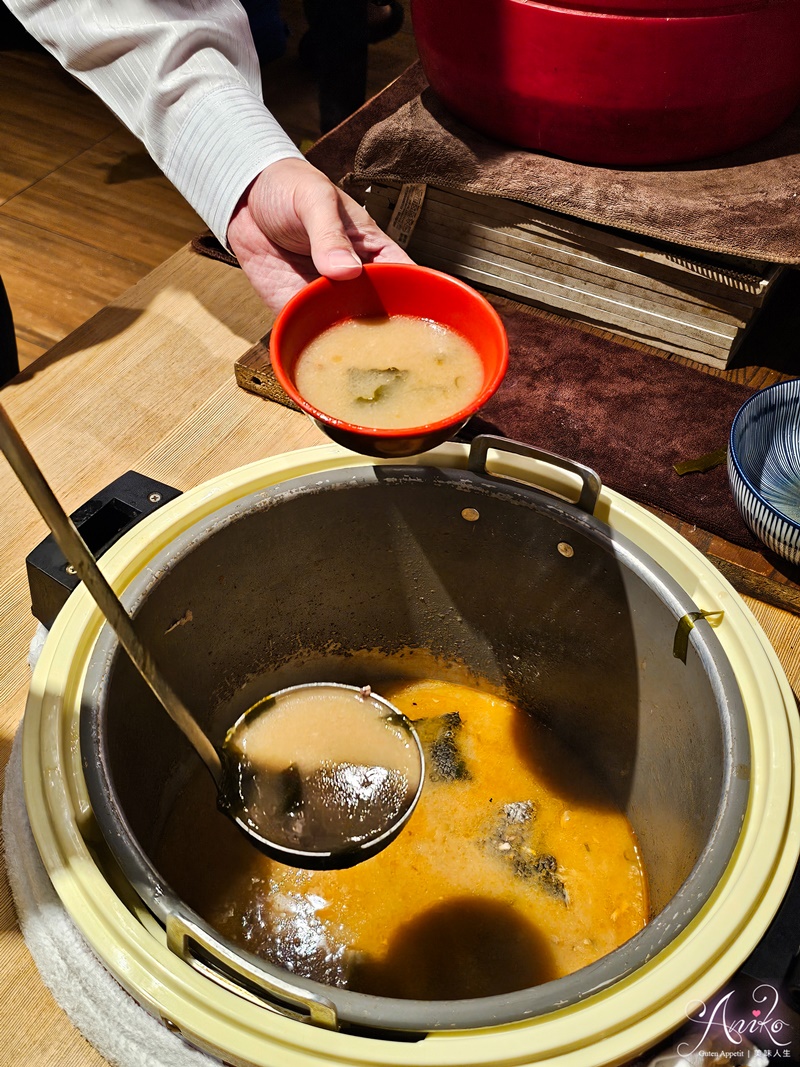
[489,801,568,903]
[413,711,471,782]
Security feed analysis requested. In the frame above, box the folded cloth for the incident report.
[348,63,800,265]
[191,230,236,265]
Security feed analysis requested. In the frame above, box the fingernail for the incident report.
[328,249,362,268]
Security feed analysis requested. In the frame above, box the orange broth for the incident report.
[155,679,648,999]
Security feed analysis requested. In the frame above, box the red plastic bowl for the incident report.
[269,263,509,458]
[411,0,800,165]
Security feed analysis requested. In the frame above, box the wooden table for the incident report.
[1,244,799,1066]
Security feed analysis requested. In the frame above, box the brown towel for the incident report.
[350,64,800,265]
[191,231,237,265]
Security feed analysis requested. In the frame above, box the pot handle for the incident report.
[166,911,339,1030]
[467,435,602,516]
[26,469,182,629]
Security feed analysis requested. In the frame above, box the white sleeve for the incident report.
[4,0,305,245]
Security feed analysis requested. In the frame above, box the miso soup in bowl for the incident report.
[270,263,509,457]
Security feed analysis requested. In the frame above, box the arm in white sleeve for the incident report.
[3,0,305,245]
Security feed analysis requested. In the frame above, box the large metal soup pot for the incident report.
[73,435,761,1043]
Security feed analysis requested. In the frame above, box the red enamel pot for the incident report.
[411,0,800,165]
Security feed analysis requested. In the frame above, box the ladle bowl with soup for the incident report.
[270,263,509,457]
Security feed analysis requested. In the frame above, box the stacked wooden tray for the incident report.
[363,181,783,368]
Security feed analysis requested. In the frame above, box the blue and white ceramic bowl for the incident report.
[728,378,800,566]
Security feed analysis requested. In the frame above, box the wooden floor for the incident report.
[0,8,418,373]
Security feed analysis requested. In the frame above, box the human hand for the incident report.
[226,156,413,313]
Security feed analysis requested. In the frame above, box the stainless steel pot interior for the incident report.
[79,441,749,1035]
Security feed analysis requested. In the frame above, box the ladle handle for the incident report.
[0,404,222,783]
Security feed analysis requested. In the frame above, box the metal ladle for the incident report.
[0,403,424,869]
